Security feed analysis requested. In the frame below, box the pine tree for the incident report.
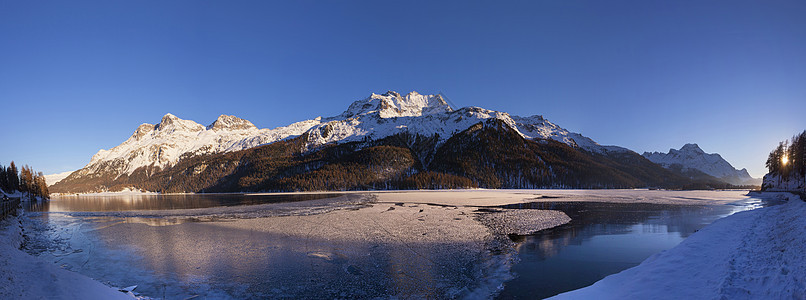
[765,132,806,191]
[32,171,40,198]
[0,165,7,191]
[8,161,19,191]
[766,142,786,176]
[19,165,33,196]
[31,172,49,199]
[37,172,49,199]
[791,131,806,177]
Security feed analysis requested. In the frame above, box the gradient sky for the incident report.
[1,0,805,177]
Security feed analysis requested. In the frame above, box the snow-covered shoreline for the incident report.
[0,213,134,299]
[551,192,805,299]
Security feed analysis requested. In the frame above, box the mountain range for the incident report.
[642,144,760,186]
[51,91,754,193]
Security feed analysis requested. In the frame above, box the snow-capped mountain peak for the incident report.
[643,144,759,185]
[155,113,204,133]
[207,115,257,131]
[73,91,628,184]
[131,123,155,141]
[302,92,628,154]
[674,143,706,155]
[341,91,453,119]
[83,113,315,176]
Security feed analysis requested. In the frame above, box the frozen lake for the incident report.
[495,196,774,299]
[21,190,772,299]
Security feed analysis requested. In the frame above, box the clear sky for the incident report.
[1,0,804,178]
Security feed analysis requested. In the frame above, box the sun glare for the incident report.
[782,155,789,165]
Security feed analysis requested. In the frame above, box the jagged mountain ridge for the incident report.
[642,143,760,186]
[77,113,317,178]
[54,91,739,193]
[63,91,623,187]
[54,118,702,193]
[296,91,623,153]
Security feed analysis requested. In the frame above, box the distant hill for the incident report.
[643,144,760,186]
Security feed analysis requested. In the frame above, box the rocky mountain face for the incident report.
[642,144,760,186]
[52,92,731,193]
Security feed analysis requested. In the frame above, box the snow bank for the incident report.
[0,188,22,198]
[0,216,134,299]
[551,192,806,299]
[762,173,805,192]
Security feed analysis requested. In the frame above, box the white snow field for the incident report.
[0,216,134,299]
[552,192,805,299]
[762,173,806,192]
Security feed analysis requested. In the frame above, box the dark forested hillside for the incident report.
[52,120,727,194]
[428,119,709,189]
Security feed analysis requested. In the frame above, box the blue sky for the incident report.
[1,0,804,177]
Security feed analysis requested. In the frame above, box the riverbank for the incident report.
[0,214,134,299]
[552,192,805,299]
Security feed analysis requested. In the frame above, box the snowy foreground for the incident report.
[553,192,805,299]
[0,215,134,299]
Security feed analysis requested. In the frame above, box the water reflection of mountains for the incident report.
[29,193,344,212]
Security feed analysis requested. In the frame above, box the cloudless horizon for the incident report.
[2,0,805,178]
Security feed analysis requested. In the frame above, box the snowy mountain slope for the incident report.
[302,91,623,153]
[642,144,759,185]
[58,117,690,194]
[43,171,73,186]
[74,113,319,179]
[66,91,623,186]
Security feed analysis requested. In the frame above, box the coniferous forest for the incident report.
[0,161,49,199]
[764,130,806,191]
